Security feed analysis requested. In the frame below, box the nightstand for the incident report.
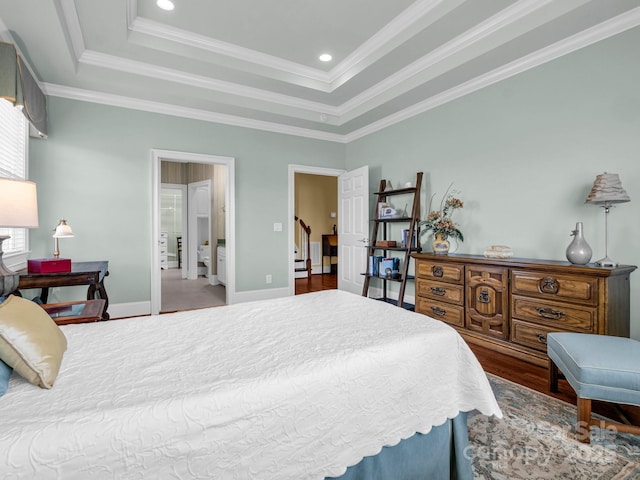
[41,299,106,325]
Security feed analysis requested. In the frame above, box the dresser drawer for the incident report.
[416,298,464,327]
[511,296,595,332]
[416,278,464,306]
[416,261,464,284]
[511,270,598,306]
[511,319,567,352]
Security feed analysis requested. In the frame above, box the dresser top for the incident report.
[411,253,637,277]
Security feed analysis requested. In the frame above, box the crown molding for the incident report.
[78,50,339,119]
[327,0,465,90]
[37,3,640,144]
[42,83,347,143]
[129,16,333,87]
[344,6,640,142]
[126,0,454,92]
[337,0,574,121]
[42,6,640,145]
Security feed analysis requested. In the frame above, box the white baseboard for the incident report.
[231,287,290,304]
[108,301,151,319]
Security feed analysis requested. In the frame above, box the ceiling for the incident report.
[1,0,639,142]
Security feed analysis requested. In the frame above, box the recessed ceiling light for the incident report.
[157,0,175,11]
[319,53,332,62]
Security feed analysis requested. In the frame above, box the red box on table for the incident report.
[27,258,72,273]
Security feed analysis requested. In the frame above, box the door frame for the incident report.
[287,164,345,296]
[151,149,236,314]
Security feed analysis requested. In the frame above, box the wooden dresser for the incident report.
[412,253,636,367]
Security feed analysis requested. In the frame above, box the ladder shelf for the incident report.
[362,172,423,309]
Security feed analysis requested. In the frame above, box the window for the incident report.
[0,98,30,265]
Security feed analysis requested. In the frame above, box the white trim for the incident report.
[78,50,337,116]
[127,0,456,93]
[108,301,151,319]
[151,150,236,314]
[344,7,640,142]
[128,16,332,88]
[288,165,345,297]
[43,83,346,143]
[232,286,290,304]
[327,0,462,89]
[56,0,85,64]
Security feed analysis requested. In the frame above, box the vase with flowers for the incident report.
[419,184,464,255]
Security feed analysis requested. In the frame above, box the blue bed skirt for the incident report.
[326,412,472,480]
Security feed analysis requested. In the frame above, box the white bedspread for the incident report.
[0,290,501,479]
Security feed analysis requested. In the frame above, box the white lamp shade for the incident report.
[0,178,39,228]
[53,220,74,238]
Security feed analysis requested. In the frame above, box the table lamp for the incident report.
[0,178,39,297]
[584,172,630,267]
[52,219,74,258]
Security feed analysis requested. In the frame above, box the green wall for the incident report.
[346,27,640,339]
[27,26,640,338]
[28,98,344,303]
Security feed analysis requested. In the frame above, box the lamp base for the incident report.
[0,235,20,297]
[595,255,618,267]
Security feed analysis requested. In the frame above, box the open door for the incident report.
[337,166,369,294]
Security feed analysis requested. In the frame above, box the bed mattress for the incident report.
[1,290,500,479]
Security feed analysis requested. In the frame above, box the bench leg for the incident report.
[548,359,559,393]
[577,397,592,443]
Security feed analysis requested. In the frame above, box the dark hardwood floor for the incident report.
[295,272,337,294]
[295,274,640,427]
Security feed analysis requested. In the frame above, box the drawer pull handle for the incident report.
[539,277,559,294]
[432,266,444,278]
[535,307,565,320]
[431,306,446,316]
[477,290,490,303]
[536,333,547,344]
[430,287,446,296]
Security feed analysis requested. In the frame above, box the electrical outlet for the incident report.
[266,274,272,284]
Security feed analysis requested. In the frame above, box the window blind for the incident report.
[0,98,29,255]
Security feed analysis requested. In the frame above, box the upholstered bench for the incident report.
[547,332,640,443]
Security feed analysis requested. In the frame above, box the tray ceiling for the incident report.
[1,0,639,142]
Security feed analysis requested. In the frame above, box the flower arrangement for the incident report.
[419,184,464,242]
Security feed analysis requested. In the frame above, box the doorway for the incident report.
[288,165,369,297]
[151,150,236,315]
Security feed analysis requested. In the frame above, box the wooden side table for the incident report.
[42,299,106,325]
[15,261,110,319]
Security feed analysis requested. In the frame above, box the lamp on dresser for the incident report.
[0,178,39,297]
[585,172,630,267]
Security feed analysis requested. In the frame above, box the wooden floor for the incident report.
[295,273,640,427]
[295,272,337,294]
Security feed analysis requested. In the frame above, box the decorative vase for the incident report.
[432,233,450,255]
[566,222,592,265]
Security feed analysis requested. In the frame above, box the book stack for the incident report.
[368,255,384,276]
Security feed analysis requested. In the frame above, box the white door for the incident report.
[337,166,369,294]
[187,180,211,280]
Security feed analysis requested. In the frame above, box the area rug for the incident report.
[467,374,640,479]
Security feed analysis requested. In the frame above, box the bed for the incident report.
[0,290,501,479]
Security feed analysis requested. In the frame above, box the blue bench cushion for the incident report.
[547,333,640,406]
